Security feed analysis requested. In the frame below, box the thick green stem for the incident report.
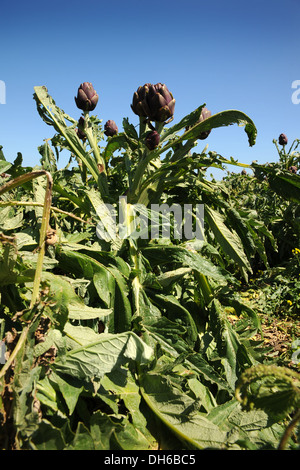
[129,149,152,201]
[83,111,105,169]
[194,271,213,306]
[83,111,109,197]
[119,198,141,316]
[139,116,147,139]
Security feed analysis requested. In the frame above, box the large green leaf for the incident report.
[99,369,157,450]
[139,372,228,449]
[41,272,111,327]
[149,293,198,346]
[57,249,132,332]
[207,399,284,450]
[86,187,122,250]
[207,299,257,390]
[205,206,252,279]
[53,325,153,382]
[182,109,257,147]
[160,109,257,153]
[142,243,236,284]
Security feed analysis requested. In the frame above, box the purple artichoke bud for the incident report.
[131,83,152,118]
[278,133,288,146]
[186,107,212,140]
[104,120,118,137]
[75,82,99,112]
[288,165,297,174]
[197,107,212,140]
[131,83,175,122]
[76,116,86,141]
[145,130,160,150]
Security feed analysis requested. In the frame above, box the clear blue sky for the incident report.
[1,0,300,179]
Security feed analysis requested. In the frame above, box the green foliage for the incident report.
[0,85,299,450]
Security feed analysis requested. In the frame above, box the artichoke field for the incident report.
[0,82,299,450]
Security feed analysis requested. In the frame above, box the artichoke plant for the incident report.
[131,83,175,122]
[75,82,99,112]
[104,120,118,137]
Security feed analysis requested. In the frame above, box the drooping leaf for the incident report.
[56,249,132,332]
[181,109,257,147]
[53,326,153,382]
[205,206,252,279]
[143,243,236,284]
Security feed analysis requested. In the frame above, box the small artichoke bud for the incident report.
[131,83,175,122]
[197,107,212,140]
[288,165,297,174]
[104,120,118,137]
[75,82,99,112]
[76,116,86,141]
[278,133,288,146]
[186,107,212,140]
[145,130,160,150]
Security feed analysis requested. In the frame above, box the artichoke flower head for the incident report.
[145,130,160,150]
[131,82,175,122]
[75,82,99,112]
[278,133,288,146]
[104,120,118,137]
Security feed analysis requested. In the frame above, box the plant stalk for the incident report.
[83,111,109,197]
[119,197,141,316]
[278,408,300,450]
[0,170,53,381]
